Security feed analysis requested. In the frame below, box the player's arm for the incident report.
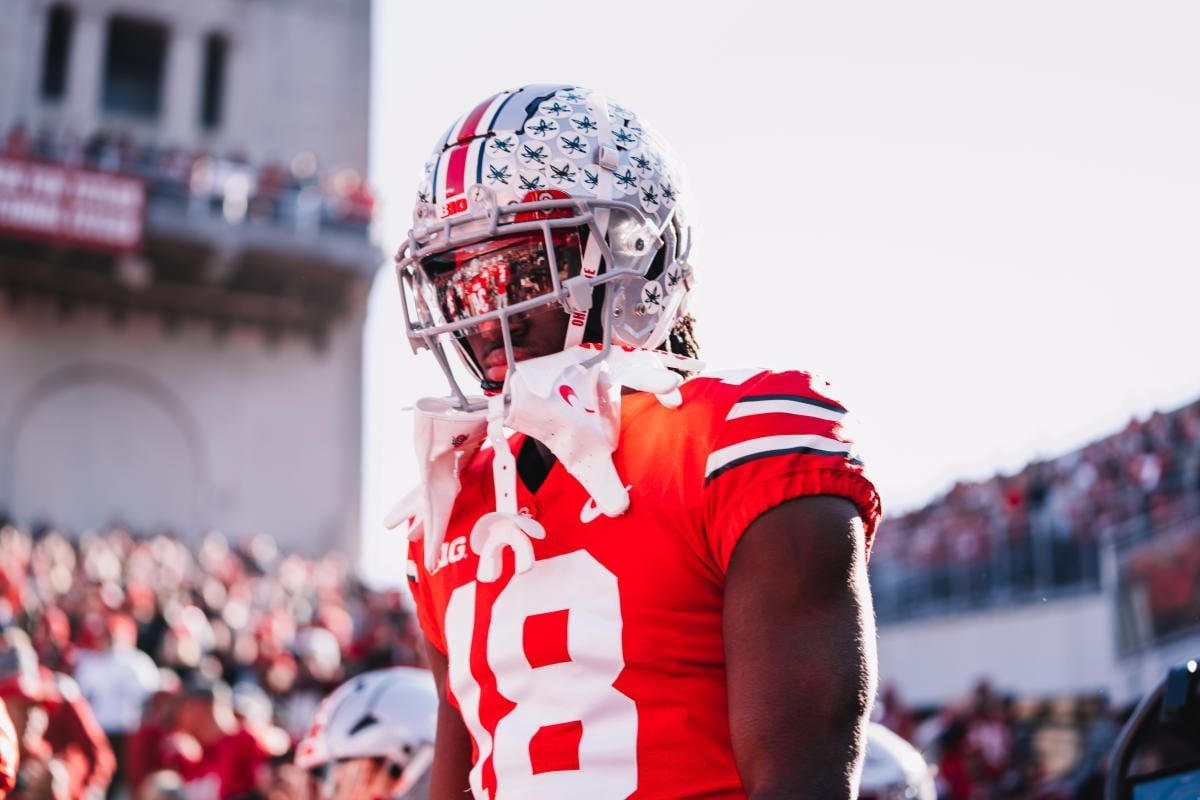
[424,640,475,800]
[724,495,877,799]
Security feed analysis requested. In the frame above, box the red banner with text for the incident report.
[0,157,145,254]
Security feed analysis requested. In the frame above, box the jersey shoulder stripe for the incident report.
[695,367,882,568]
[705,434,858,482]
[725,393,846,422]
[700,369,861,480]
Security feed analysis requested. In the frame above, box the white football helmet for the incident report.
[295,667,437,800]
[395,84,695,407]
[859,722,937,800]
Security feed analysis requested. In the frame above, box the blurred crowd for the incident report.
[0,392,1194,799]
[0,522,422,800]
[2,122,376,236]
[876,680,1121,800]
[872,399,1200,621]
[0,523,1157,800]
[1118,517,1200,649]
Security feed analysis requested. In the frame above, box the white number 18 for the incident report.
[444,551,638,799]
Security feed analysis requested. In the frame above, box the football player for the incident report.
[295,667,437,800]
[392,85,882,799]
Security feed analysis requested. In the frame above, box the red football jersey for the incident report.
[407,369,881,799]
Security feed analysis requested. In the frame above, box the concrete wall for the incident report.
[0,0,371,172]
[878,591,1200,706]
[877,593,1117,706]
[0,300,365,555]
[0,2,40,122]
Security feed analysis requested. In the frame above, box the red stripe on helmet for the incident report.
[455,94,499,144]
[445,144,469,198]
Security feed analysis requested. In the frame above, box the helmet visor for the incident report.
[411,229,584,330]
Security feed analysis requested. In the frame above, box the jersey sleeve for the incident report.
[701,370,882,575]
[406,532,448,657]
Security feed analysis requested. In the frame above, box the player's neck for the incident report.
[517,436,556,493]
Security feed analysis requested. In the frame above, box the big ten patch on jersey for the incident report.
[430,534,470,574]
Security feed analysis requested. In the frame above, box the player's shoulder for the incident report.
[683,366,865,483]
[681,367,850,419]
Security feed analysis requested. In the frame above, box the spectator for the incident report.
[0,628,114,800]
[73,612,159,792]
[966,680,1014,786]
[168,684,279,800]
[876,683,917,744]
[123,685,180,797]
[134,771,184,800]
[42,670,116,800]
[936,719,974,800]
[2,123,30,159]
[0,122,377,235]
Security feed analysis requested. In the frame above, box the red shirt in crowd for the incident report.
[123,720,170,795]
[172,726,272,800]
[7,669,115,800]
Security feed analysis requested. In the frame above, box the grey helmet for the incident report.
[396,84,695,406]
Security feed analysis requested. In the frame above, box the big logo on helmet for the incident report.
[440,196,469,219]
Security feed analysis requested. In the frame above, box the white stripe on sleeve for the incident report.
[725,398,845,423]
[705,434,852,479]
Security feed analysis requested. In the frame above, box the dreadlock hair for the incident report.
[666,312,700,360]
[663,312,701,377]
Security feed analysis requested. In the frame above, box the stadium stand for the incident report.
[871,398,1200,627]
[0,522,421,798]
[3,121,377,236]
[876,679,1123,800]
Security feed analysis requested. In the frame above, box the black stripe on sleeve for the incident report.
[735,394,847,413]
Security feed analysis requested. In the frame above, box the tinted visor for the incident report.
[414,228,585,329]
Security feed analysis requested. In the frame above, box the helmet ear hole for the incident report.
[641,213,685,288]
[645,246,667,282]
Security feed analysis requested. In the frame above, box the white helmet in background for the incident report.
[296,667,438,800]
[859,722,937,800]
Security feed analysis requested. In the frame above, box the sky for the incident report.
[359,0,1200,585]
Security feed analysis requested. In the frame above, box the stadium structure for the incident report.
[872,398,1200,708]
[0,0,378,554]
